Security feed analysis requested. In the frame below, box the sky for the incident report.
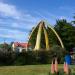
[0,0,75,43]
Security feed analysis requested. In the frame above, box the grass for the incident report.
[0,64,75,75]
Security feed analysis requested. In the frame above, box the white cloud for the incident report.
[0,2,21,19]
[0,2,38,22]
[0,2,39,42]
[0,2,64,42]
[0,28,29,42]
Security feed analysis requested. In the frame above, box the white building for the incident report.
[12,42,31,52]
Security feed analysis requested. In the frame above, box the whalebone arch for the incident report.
[28,20,64,50]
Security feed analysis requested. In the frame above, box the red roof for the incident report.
[13,42,30,48]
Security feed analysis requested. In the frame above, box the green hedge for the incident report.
[0,45,66,65]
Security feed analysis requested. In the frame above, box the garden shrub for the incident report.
[0,45,66,65]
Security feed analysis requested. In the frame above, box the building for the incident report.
[12,42,31,52]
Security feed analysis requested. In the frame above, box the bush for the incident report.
[0,45,66,65]
[0,49,16,65]
[49,45,66,63]
[14,45,65,65]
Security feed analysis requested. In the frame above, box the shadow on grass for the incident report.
[48,72,75,75]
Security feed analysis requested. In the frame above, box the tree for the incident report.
[54,19,75,51]
[0,43,15,65]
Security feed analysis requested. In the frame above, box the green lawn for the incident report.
[0,64,75,75]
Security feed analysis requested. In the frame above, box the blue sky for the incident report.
[0,0,75,43]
